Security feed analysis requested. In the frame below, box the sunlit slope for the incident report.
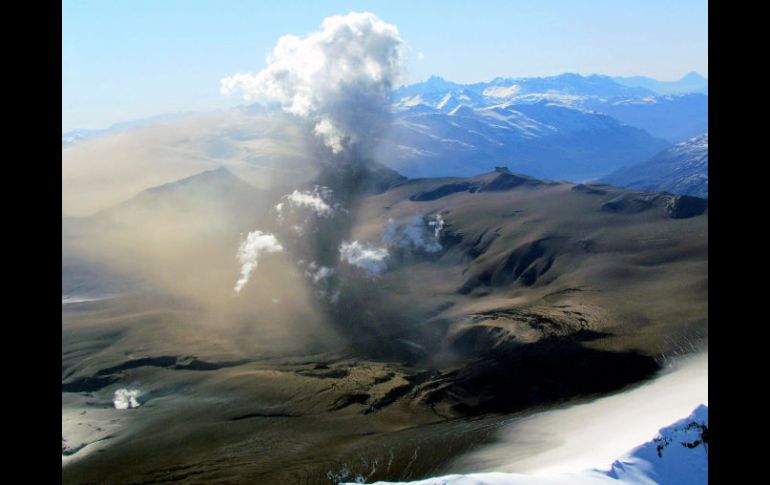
[62,166,706,484]
[62,110,318,216]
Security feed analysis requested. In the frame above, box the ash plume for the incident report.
[304,261,336,284]
[218,12,419,359]
[302,261,340,303]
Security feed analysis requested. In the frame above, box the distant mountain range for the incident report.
[599,134,708,198]
[377,72,706,180]
[583,94,707,143]
[612,71,708,95]
[62,112,196,147]
[376,98,669,181]
[394,72,658,100]
[63,72,707,187]
[389,73,708,145]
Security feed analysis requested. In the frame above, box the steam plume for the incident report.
[276,186,337,218]
[234,231,284,293]
[382,214,444,253]
[221,12,404,155]
[339,240,389,276]
[113,389,141,410]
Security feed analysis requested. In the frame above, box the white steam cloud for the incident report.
[429,213,445,240]
[382,214,444,253]
[221,12,404,154]
[234,230,284,293]
[339,240,389,276]
[276,186,337,218]
[113,389,141,410]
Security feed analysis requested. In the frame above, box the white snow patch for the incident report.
[346,352,708,485]
[346,404,707,485]
[397,95,425,108]
[483,85,520,98]
[437,93,454,110]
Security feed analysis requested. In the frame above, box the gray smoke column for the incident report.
[221,12,404,156]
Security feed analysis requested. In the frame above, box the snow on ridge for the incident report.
[604,404,707,485]
[396,95,426,109]
[483,84,520,98]
[437,92,454,110]
[678,133,708,150]
[500,92,587,108]
[661,133,708,161]
[609,96,660,106]
[448,104,473,116]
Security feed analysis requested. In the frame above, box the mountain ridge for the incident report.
[599,134,708,198]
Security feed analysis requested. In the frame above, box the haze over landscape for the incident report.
[62,3,708,484]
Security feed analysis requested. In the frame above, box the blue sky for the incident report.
[62,0,708,132]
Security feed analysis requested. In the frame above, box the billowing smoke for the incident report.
[339,240,389,276]
[234,231,284,293]
[221,12,404,155]
[382,214,444,253]
[113,389,141,409]
[276,186,338,219]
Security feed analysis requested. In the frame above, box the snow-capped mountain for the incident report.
[378,98,669,181]
[392,73,658,102]
[344,404,708,485]
[378,73,707,180]
[64,73,706,184]
[599,134,708,198]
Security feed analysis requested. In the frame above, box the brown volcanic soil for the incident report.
[62,168,707,484]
